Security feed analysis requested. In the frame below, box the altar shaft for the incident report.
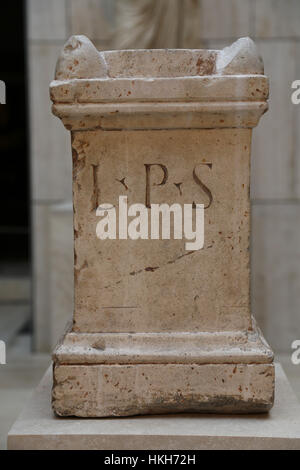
[51,36,274,416]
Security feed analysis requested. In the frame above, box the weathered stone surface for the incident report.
[71,128,251,333]
[8,365,299,450]
[216,37,264,75]
[50,36,274,416]
[55,35,107,80]
[53,363,274,417]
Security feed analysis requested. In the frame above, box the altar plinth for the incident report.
[9,365,297,450]
[50,36,274,417]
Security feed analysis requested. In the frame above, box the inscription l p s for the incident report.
[144,162,213,209]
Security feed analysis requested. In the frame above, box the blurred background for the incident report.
[1,0,300,448]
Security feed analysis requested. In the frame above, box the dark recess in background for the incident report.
[0,0,29,268]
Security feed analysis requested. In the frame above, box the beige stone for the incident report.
[216,37,264,75]
[55,35,107,80]
[50,36,274,416]
[7,364,299,450]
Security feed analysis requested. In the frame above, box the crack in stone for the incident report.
[103,250,196,289]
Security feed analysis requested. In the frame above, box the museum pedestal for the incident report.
[7,364,300,450]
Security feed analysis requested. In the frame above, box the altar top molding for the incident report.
[50,36,268,131]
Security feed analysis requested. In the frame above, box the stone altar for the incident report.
[50,36,274,417]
